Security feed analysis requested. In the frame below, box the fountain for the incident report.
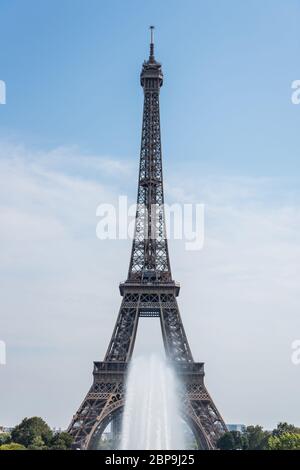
[120,355,185,450]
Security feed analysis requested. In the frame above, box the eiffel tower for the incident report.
[68,27,227,450]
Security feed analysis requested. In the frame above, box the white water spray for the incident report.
[120,355,185,450]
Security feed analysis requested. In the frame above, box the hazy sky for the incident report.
[1,0,300,430]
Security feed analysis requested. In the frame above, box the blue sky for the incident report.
[1,0,300,175]
[1,0,300,431]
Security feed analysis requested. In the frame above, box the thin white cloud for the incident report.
[0,141,300,430]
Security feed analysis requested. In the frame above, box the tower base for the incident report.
[68,361,226,450]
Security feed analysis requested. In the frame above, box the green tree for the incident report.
[217,431,248,450]
[244,425,270,450]
[268,432,300,450]
[27,436,48,450]
[0,443,26,450]
[11,417,52,448]
[0,433,11,445]
[217,432,236,450]
[272,422,300,437]
[50,432,73,450]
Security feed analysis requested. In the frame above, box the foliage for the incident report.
[0,443,26,450]
[272,422,300,437]
[6,416,300,451]
[268,433,300,450]
[217,430,248,450]
[9,417,74,450]
[217,424,300,450]
[217,425,272,450]
[50,432,73,450]
[27,436,48,450]
[0,433,11,445]
[244,425,270,450]
[217,431,236,450]
[11,417,52,448]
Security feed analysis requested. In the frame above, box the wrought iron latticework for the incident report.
[68,27,227,450]
[128,42,171,283]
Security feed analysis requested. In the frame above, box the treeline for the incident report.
[0,417,73,450]
[217,423,300,450]
[1,417,300,450]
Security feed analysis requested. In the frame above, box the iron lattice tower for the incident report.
[68,28,227,449]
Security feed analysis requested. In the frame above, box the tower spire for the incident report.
[131,25,167,282]
[149,25,155,61]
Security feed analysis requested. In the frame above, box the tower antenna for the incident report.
[149,25,155,60]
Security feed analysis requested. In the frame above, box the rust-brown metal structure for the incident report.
[68,27,227,449]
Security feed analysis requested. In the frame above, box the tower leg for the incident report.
[178,362,227,449]
[68,363,126,449]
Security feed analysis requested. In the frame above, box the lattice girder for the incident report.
[68,33,226,450]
